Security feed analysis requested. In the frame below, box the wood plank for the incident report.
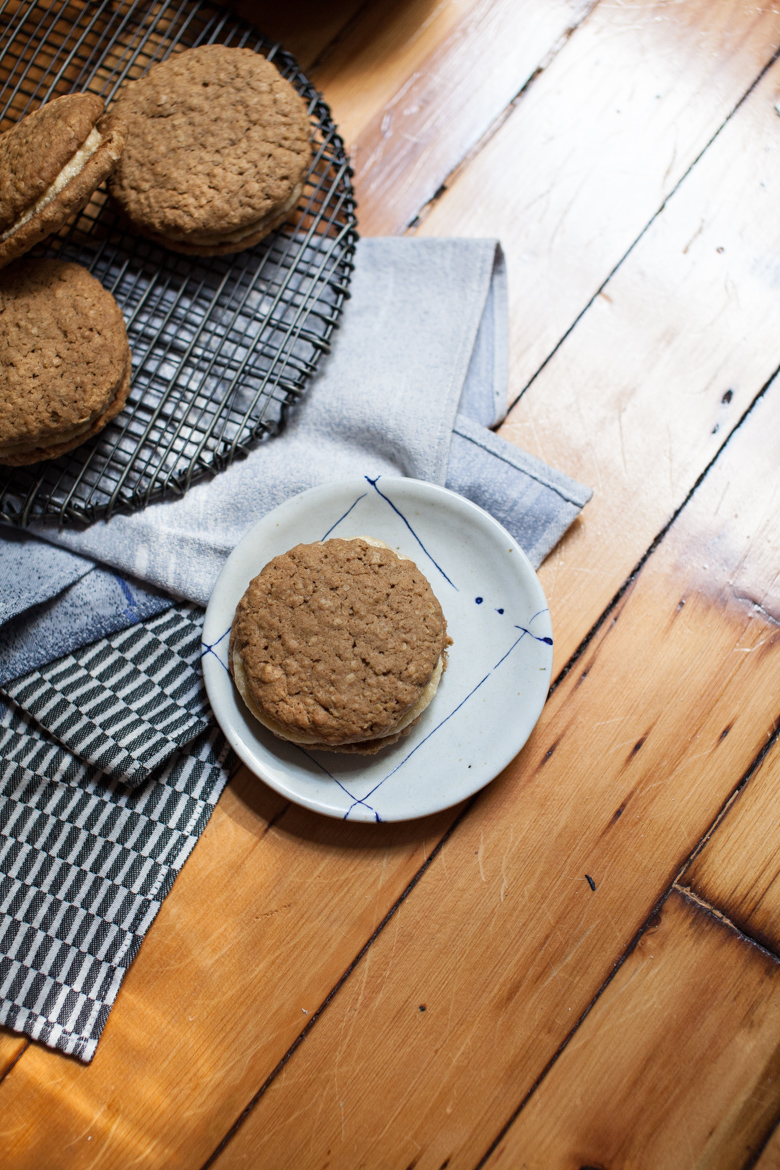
[684,740,780,953]
[0,774,455,1167]
[312,0,594,233]
[310,0,494,145]
[4,5,780,1164]
[482,889,780,1170]
[754,1122,780,1169]
[492,41,780,674]
[197,383,780,1168]
[225,0,366,71]
[0,1033,27,1082]
[3,10,780,1166]
[418,0,780,387]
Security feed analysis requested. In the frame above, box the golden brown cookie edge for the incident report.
[0,92,107,234]
[0,346,131,466]
[0,112,125,270]
[230,538,450,748]
[107,45,311,252]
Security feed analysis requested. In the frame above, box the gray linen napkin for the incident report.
[27,239,591,606]
[0,237,591,1064]
[0,558,172,687]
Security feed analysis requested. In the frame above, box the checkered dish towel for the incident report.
[0,605,230,1061]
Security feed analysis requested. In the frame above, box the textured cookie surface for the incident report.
[0,258,130,464]
[108,45,311,251]
[231,539,449,747]
[0,93,103,232]
[0,94,125,269]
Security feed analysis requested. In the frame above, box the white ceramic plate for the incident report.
[202,477,553,822]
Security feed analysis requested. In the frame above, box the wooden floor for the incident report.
[3,0,780,1166]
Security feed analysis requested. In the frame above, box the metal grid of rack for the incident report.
[0,0,358,526]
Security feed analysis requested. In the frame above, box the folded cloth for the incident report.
[0,527,95,627]
[3,605,209,787]
[0,237,592,1063]
[24,239,591,606]
[0,566,173,688]
[0,701,231,1063]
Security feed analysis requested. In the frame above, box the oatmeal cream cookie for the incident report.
[230,538,451,755]
[0,258,131,465]
[108,45,312,255]
[0,93,125,269]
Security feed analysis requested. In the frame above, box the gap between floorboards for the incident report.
[196,353,780,1170]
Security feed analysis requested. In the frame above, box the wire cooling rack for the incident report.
[0,0,358,526]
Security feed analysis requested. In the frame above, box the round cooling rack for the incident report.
[0,0,358,527]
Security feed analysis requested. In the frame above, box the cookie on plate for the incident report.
[0,93,125,269]
[230,538,451,754]
[0,258,131,466]
[108,44,312,256]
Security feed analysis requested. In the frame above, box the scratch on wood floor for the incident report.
[540,924,596,990]
[733,590,780,626]
[500,830,514,902]
[333,948,373,1093]
[61,1104,110,1152]
[617,404,628,475]
[446,939,462,1038]
[681,216,704,254]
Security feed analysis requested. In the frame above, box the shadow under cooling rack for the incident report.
[0,0,358,527]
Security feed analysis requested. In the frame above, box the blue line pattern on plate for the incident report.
[206,477,553,822]
[295,746,383,821]
[340,607,552,820]
[365,477,457,589]
[201,627,231,674]
[320,493,368,541]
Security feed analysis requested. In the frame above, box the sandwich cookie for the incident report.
[230,538,451,754]
[108,45,312,256]
[0,93,125,269]
[0,258,131,466]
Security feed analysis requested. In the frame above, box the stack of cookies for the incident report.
[0,259,132,466]
[108,46,311,256]
[0,92,125,270]
[0,44,312,466]
[230,539,451,754]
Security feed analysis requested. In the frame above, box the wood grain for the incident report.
[419,0,780,389]
[483,888,780,1170]
[0,774,455,1168]
[314,0,595,233]
[3,2,780,1165]
[754,1122,780,1169]
[311,0,488,145]
[496,47,780,675]
[683,741,780,953]
[0,1033,26,1082]
[204,380,780,1168]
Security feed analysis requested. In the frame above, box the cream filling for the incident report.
[0,415,95,456]
[233,644,444,748]
[163,183,302,247]
[1,126,103,241]
[233,535,445,748]
[0,358,123,456]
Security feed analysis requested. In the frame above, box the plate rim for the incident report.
[202,476,553,821]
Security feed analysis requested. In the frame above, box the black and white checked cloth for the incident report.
[0,603,233,1062]
[4,605,212,787]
